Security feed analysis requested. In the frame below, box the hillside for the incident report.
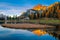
[33,4,47,10]
[20,2,60,19]
[42,2,60,19]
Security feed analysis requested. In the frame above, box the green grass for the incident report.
[40,20,60,24]
[0,19,60,24]
[23,19,60,24]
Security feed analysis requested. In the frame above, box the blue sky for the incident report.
[0,0,60,16]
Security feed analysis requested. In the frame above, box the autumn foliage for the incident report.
[33,4,46,11]
[21,2,60,19]
[42,2,60,19]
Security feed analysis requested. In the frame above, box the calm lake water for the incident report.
[0,25,57,40]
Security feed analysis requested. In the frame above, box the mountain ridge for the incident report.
[32,4,47,10]
[20,2,60,19]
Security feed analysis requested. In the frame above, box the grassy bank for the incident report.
[0,19,60,24]
[19,19,60,24]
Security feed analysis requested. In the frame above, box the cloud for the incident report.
[0,0,59,16]
[0,9,21,16]
[0,3,33,16]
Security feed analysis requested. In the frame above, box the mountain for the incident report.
[20,9,38,19]
[33,4,47,10]
[0,14,6,20]
[20,2,60,19]
[20,4,47,19]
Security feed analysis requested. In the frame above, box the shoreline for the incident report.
[1,23,55,29]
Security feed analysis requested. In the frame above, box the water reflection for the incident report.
[32,30,47,36]
[0,25,57,40]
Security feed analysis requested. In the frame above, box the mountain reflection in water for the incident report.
[0,25,57,40]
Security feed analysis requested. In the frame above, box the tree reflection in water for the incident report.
[0,25,58,40]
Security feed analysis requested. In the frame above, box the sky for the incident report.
[0,0,60,16]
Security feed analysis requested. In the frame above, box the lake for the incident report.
[0,25,58,40]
